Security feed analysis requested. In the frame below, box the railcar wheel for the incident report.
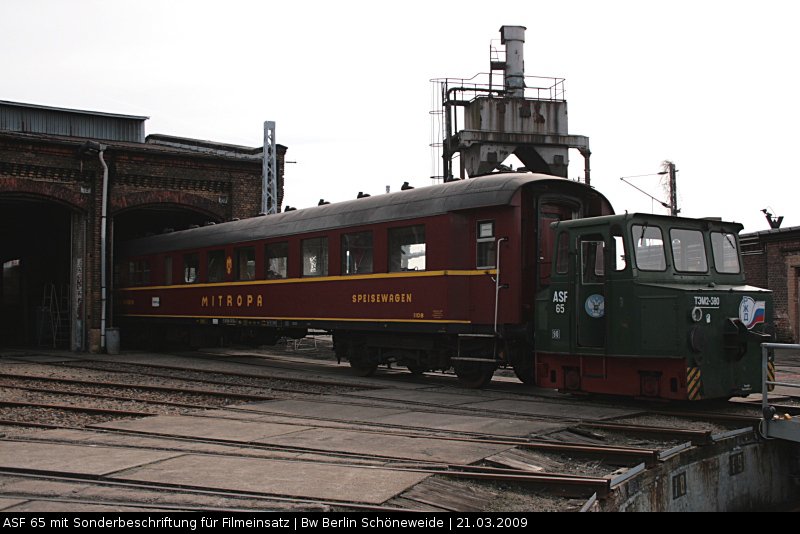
[406,364,427,376]
[349,359,378,377]
[455,365,495,388]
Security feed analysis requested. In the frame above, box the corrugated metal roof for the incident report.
[0,100,147,143]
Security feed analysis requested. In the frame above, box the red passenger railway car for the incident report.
[117,173,613,387]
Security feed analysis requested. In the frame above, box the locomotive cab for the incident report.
[534,213,772,400]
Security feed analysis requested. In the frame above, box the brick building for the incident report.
[741,226,800,343]
[0,100,285,352]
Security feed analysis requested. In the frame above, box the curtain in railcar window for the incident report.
[389,225,426,272]
[235,246,256,280]
[266,242,288,279]
[302,237,328,277]
[164,256,173,285]
[341,232,373,275]
[207,250,225,282]
[183,253,199,284]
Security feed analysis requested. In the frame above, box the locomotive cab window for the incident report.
[476,221,496,269]
[183,253,199,284]
[611,228,627,271]
[555,232,569,274]
[235,246,256,281]
[632,225,667,271]
[207,249,226,282]
[670,229,708,273]
[389,225,426,272]
[581,238,605,284]
[266,242,288,279]
[342,232,373,275]
[711,232,741,273]
[302,237,328,277]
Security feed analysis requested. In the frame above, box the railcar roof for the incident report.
[121,173,607,256]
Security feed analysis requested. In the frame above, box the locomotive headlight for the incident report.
[691,307,703,322]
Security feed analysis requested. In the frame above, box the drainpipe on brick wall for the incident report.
[80,140,110,351]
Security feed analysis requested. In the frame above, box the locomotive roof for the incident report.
[550,212,744,232]
[121,173,609,256]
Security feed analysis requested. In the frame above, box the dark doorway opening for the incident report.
[0,198,72,347]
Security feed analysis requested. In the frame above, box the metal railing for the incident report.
[761,343,800,442]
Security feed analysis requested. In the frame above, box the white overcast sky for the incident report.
[1,0,797,233]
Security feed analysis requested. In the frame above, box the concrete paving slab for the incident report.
[235,399,408,423]
[0,497,28,510]
[3,501,161,512]
[18,429,304,459]
[93,415,310,442]
[116,454,429,504]
[376,411,562,437]
[0,442,180,476]
[458,399,640,420]
[343,388,491,406]
[258,428,513,464]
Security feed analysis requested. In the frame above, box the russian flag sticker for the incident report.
[739,296,766,329]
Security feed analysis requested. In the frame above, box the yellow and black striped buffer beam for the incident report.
[687,367,703,400]
[768,360,776,392]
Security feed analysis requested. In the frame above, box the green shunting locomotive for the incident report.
[534,213,773,400]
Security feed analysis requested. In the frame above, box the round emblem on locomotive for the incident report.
[738,296,766,329]
[584,294,605,318]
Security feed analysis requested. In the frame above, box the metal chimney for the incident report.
[500,25,526,98]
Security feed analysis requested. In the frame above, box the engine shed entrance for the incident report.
[0,197,76,348]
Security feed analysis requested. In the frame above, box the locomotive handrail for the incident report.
[761,343,800,443]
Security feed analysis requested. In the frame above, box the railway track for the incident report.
[0,349,780,512]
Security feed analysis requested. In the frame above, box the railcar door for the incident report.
[574,233,607,349]
[538,202,578,291]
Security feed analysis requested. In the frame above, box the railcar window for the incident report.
[183,253,199,284]
[670,229,708,273]
[127,260,150,286]
[235,246,256,281]
[266,242,288,279]
[389,225,426,272]
[632,225,667,271]
[711,232,741,273]
[341,232,373,275]
[555,232,569,274]
[164,256,173,285]
[302,237,328,277]
[476,221,496,269]
[207,250,226,282]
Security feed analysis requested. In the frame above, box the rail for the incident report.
[761,342,800,442]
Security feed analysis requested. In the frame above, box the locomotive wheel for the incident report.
[455,365,495,388]
[513,363,536,385]
[349,359,378,377]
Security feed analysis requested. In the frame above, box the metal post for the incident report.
[262,121,278,214]
[668,162,678,217]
